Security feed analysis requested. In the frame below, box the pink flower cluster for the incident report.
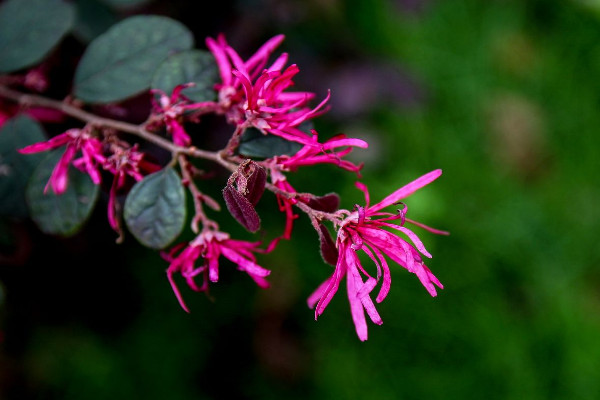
[12,32,446,341]
[150,83,216,147]
[19,129,158,235]
[308,170,447,341]
[206,34,329,145]
[163,229,270,312]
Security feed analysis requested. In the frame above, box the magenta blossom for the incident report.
[151,83,216,147]
[102,144,160,234]
[263,132,367,251]
[206,34,329,145]
[263,168,299,253]
[308,169,447,341]
[162,229,271,312]
[273,131,368,174]
[19,128,105,194]
[0,103,65,129]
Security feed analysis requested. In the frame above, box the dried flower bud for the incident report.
[223,183,261,232]
[233,160,267,206]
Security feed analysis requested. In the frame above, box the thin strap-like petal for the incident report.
[220,246,270,277]
[205,37,232,86]
[368,169,442,213]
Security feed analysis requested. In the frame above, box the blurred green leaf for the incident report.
[0,0,75,73]
[124,167,186,249]
[238,128,303,159]
[152,50,219,102]
[73,0,117,43]
[0,115,48,218]
[100,0,152,9]
[73,15,194,103]
[26,150,100,236]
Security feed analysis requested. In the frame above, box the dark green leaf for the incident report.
[73,15,194,103]
[26,150,100,236]
[0,0,75,73]
[124,167,185,249]
[0,115,48,218]
[152,50,219,102]
[100,0,152,9]
[73,0,117,43]
[238,128,303,159]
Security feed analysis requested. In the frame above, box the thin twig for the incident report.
[0,85,218,162]
[0,85,345,226]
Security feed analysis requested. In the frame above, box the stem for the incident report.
[265,182,343,224]
[0,85,342,227]
[0,85,223,164]
[178,155,219,233]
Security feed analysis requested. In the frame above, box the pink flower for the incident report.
[19,128,105,194]
[261,131,367,251]
[308,169,447,341]
[162,229,271,312]
[273,131,368,174]
[0,101,65,129]
[263,168,299,252]
[206,34,329,145]
[257,131,366,253]
[151,83,217,147]
[102,144,160,234]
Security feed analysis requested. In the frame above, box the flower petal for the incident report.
[220,246,270,277]
[346,263,368,341]
[368,169,442,214]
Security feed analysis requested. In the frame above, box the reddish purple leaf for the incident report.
[223,184,261,232]
[302,193,340,213]
[316,223,338,266]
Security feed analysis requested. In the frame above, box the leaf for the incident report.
[302,192,340,213]
[73,15,194,103]
[0,115,48,218]
[316,223,338,266]
[26,150,100,236]
[238,128,303,159]
[100,0,153,9]
[123,167,186,249]
[73,0,117,43]
[223,184,261,232]
[152,50,219,102]
[0,0,75,73]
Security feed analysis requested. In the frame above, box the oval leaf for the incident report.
[302,192,340,213]
[238,128,303,159]
[0,115,49,218]
[73,15,194,103]
[223,184,261,232]
[152,50,219,102]
[26,150,100,236]
[316,223,338,266]
[0,0,75,73]
[124,167,185,249]
[73,0,117,43]
[100,0,152,9]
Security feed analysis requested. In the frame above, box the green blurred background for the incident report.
[2,0,600,398]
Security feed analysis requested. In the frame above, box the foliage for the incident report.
[1,0,600,399]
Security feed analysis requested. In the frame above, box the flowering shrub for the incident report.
[0,0,447,340]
